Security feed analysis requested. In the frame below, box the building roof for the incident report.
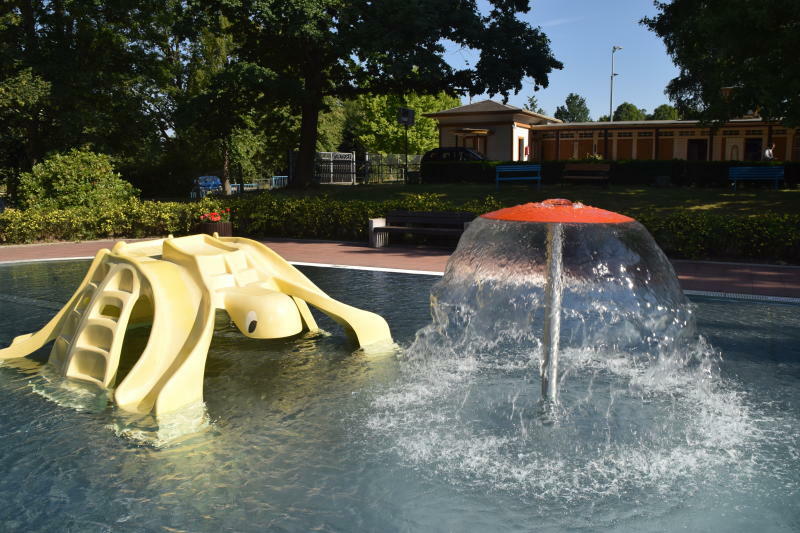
[424,99,562,123]
[534,117,771,129]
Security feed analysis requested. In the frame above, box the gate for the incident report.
[315,152,356,185]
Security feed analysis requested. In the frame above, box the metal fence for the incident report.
[363,153,422,184]
[289,151,422,185]
[314,152,357,185]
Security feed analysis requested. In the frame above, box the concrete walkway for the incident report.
[2,237,799,299]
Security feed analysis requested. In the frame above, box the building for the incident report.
[425,100,800,162]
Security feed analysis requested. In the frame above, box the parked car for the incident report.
[190,175,222,198]
[421,147,486,162]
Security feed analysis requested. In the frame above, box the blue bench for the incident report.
[728,166,784,190]
[495,164,542,189]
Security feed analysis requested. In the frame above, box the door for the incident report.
[744,138,761,161]
[687,139,708,161]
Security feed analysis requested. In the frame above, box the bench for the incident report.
[562,163,611,186]
[369,210,476,248]
[495,164,542,189]
[728,166,784,190]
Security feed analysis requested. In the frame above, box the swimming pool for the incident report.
[0,260,798,532]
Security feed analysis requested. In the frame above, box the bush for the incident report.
[16,149,139,209]
[421,159,800,188]
[1,192,798,263]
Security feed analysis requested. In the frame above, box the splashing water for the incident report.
[367,216,772,507]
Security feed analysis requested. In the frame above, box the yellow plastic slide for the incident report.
[0,235,392,417]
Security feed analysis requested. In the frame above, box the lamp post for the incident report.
[609,45,622,122]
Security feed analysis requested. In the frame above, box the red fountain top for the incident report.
[481,199,635,224]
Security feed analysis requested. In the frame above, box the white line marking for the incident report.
[288,261,445,276]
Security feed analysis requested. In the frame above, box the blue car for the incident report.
[191,176,223,198]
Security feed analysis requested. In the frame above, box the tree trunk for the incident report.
[222,139,231,195]
[295,71,323,187]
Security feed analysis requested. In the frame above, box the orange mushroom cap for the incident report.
[481,199,634,224]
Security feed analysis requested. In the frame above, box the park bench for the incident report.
[495,164,542,189]
[369,210,476,248]
[728,166,784,190]
[562,163,611,186]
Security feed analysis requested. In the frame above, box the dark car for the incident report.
[421,147,486,162]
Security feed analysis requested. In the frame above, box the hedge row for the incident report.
[421,159,800,188]
[1,192,798,263]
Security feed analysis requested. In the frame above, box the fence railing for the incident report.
[363,153,422,184]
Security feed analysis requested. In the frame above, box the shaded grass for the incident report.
[272,183,800,217]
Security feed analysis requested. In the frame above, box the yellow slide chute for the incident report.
[0,235,392,416]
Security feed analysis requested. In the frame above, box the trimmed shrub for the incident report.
[1,192,798,263]
[16,149,139,209]
[421,159,800,188]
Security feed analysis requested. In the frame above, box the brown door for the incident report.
[657,138,674,160]
[636,139,653,160]
[616,139,633,160]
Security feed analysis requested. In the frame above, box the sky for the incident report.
[443,0,680,119]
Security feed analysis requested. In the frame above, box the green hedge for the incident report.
[1,192,798,263]
[421,159,800,188]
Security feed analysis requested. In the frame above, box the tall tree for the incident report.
[526,94,546,115]
[643,0,800,125]
[554,93,591,122]
[648,104,680,121]
[613,102,647,122]
[346,92,460,155]
[220,0,562,186]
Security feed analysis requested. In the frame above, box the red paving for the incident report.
[2,237,799,299]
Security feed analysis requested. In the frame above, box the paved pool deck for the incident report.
[2,237,799,300]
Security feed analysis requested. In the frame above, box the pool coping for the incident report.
[2,237,799,303]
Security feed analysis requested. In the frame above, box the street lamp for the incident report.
[609,45,622,122]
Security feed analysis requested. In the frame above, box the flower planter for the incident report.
[199,221,233,237]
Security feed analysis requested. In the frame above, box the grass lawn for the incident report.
[273,183,800,217]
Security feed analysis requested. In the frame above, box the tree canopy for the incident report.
[647,104,679,121]
[554,93,591,122]
[219,0,563,185]
[526,94,546,115]
[643,0,800,125]
[0,0,563,201]
[613,102,647,122]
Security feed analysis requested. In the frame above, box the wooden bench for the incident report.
[562,163,611,186]
[369,210,476,248]
[495,164,542,189]
[728,166,784,190]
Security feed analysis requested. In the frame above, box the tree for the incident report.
[220,0,562,186]
[613,102,647,122]
[526,94,546,115]
[648,104,680,121]
[554,93,591,122]
[346,92,460,154]
[643,0,800,125]
[597,114,610,122]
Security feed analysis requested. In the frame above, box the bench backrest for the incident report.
[386,210,476,227]
[563,163,611,173]
[728,166,784,178]
[495,164,541,175]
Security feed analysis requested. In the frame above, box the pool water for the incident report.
[0,260,798,532]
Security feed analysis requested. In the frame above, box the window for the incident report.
[658,131,674,137]
[579,132,594,138]
[637,132,653,137]
[560,133,575,139]
[617,132,632,138]
[679,131,695,136]
[543,133,556,139]
[745,129,763,135]
[723,130,740,135]
[774,129,786,135]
